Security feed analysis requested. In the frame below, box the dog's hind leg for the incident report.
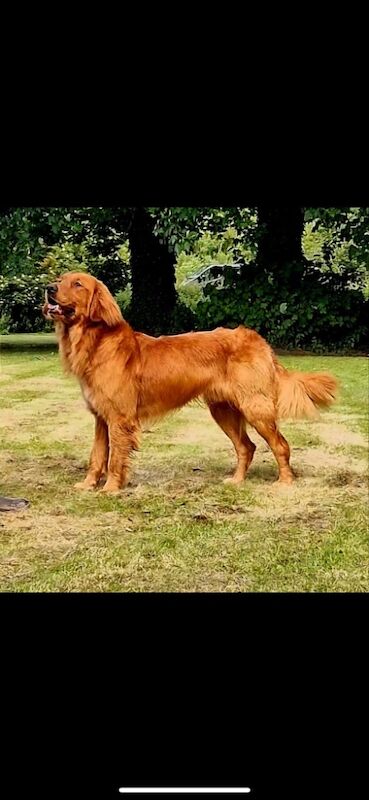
[244,401,293,485]
[74,415,109,490]
[208,402,256,484]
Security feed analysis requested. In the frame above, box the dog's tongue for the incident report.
[47,303,63,315]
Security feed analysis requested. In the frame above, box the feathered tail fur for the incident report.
[275,362,338,420]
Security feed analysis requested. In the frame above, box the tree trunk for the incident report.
[256,207,305,273]
[128,207,177,334]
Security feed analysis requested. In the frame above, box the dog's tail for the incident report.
[275,361,338,420]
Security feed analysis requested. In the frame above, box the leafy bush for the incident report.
[177,283,203,313]
[196,261,368,351]
[166,300,195,334]
[41,241,131,296]
[0,243,91,334]
[119,293,195,335]
[0,313,11,334]
[40,242,90,276]
[0,241,132,334]
[115,286,132,316]
[174,233,245,315]
[90,241,130,295]
[0,273,54,333]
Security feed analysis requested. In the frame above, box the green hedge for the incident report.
[195,262,368,351]
[0,274,53,334]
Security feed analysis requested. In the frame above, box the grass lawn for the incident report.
[0,335,368,592]
[0,332,56,347]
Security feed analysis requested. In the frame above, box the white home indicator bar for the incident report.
[118,790,251,795]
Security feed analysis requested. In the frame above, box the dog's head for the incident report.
[43,272,123,327]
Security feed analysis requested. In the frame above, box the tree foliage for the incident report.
[0,206,367,349]
[305,208,369,274]
[148,207,257,257]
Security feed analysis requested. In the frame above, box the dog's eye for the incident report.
[74,281,83,288]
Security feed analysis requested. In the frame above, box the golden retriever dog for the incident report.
[43,272,337,494]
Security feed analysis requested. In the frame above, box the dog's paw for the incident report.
[274,475,294,487]
[74,480,97,491]
[223,475,244,485]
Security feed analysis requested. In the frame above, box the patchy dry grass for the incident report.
[0,339,368,592]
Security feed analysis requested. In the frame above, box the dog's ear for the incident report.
[89,281,123,327]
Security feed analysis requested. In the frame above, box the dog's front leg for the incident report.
[101,419,140,494]
[75,415,109,490]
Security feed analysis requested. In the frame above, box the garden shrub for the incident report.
[195,261,368,351]
[0,273,53,334]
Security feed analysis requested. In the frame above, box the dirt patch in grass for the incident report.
[314,421,367,448]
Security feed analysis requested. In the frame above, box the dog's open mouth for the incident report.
[44,302,75,318]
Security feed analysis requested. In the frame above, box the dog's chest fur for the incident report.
[80,382,98,414]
